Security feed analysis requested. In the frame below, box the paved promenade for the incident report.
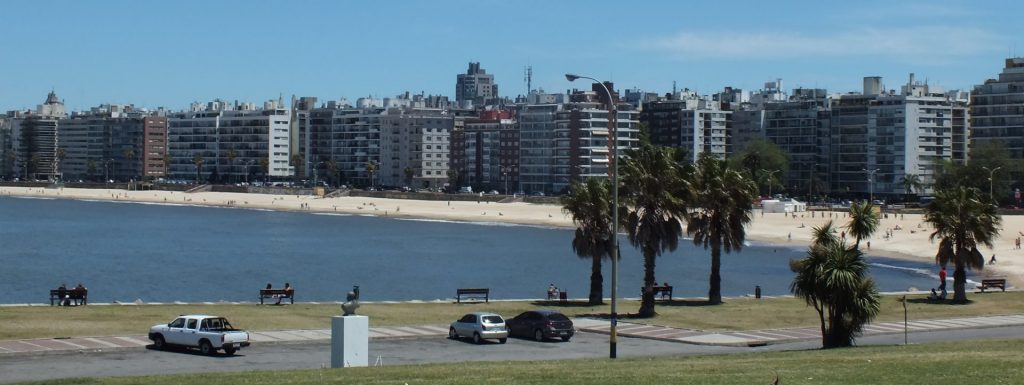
[3,314,1024,355]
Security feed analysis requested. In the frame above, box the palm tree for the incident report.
[900,174,923,203]
[365,160,378,188]
[291,154,304,184]
[192,154,204,184]
[87,159,97,181]
[924,186,1001,303]
[122,148,136,181]
[55,148,66,181]
[561,178,614,305]
[619,144,689,317]
[226,148,238,184]
[790,226,881,348]
[845,201,879,250]
[259,158,270,183]
[403,166,415,188]
[326,160,340,187]
[687,152,758,305]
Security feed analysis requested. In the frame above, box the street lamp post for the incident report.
[863,168,880,203]
[501,165,517,195]
[245,160,254,185]
[760,169,780,198]
[566,73,618,359]
[983,166,1002,202]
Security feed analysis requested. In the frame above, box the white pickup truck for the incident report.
[148,315,250,355]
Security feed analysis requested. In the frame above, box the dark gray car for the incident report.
[506,310,574,342]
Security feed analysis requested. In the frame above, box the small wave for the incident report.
[870,262,935,278]
[394,217,560,230]
[9,196,56,200]
[312,212,352,217]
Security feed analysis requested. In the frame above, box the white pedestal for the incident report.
[331,315,368,368]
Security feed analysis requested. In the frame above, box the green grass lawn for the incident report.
[15,338,1024,385]
[3,291,1022,340]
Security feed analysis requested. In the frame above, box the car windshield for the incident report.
[547,313,570,321]
[481,316,503,324]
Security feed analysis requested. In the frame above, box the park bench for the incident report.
[642,285,673,301]
[259,289,294,304]
[978,278,1007,293]
[50,288,88,306]
[456,288,489,303]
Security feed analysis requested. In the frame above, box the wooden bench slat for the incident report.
[979,278,1006,293]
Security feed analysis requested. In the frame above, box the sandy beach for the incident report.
[4,186,1022,287]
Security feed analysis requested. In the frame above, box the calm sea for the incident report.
[0,196,946,304]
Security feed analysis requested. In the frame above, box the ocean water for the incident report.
[0,196,947,304]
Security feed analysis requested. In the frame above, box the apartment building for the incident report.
[295,104,384,187]
[378,108,453,189]
[455,62,498,108]
[971,58,1024,167]
[167,100,292,183]
[450,110,519,193]
[830,75,968,198]
[57,106,146,181]
[642,91,731,161]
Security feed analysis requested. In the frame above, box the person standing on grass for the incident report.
[938,266,947,298]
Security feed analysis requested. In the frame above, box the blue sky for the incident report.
[1,0,1020,111]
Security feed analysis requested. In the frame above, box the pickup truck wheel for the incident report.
[499,338,507,344]
[223,346,236,355]
[152,335,166,350]
[199,340,215,356]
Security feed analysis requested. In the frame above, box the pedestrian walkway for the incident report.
[576,314,1024,346]
[0,324,449,355]
[3,314,1024,355]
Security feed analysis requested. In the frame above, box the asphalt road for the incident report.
[2,327,1022,384]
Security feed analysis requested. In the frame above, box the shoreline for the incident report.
[3,186,1022,287]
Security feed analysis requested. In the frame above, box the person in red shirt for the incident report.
[938,266,947,298]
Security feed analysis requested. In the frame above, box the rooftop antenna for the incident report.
[524,65,533,95]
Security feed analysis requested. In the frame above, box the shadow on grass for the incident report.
[529,300,604,308]
[904,298,976,306]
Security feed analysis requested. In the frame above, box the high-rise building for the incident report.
[455,62,498,108]
[830,75,968,198]
[167,100,292,183]
[378,108,453,189]
[10,91,65,181]
[971,58,1024,164]
[517,85,640,194]
[642,91,731,161]
[294,103,384,188]
[142,116,168,180]
[450,110,518,193]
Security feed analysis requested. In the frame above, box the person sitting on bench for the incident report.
[276,283,293,305]
[547,283,557,300]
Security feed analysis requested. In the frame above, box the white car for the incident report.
[148,315,250,355]
[449,312,508,344]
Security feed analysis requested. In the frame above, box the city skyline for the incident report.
[2,0,1022,111]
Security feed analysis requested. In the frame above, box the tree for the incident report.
[934,142,1019,204]
[619,144,689,317]
[900,173,923,203]
[122,148,136,181]
[561,178,615,305]
[326,159,341,187]
[87,159,97,181]
[845,201,879,251]
[404,166,414,187]
[924,186,1001,303]
[447,169,460,192]
[55,147,66,181]
[365,160,378,188]
[730,139,789,196]
[259,158,270,183]
[192,154,204,184]
[790,223,881,348]
[225,148,238,184]
[687,152,758,305]
[291,154,304,183]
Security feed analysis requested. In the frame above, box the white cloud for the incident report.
[638,26,1004,62]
